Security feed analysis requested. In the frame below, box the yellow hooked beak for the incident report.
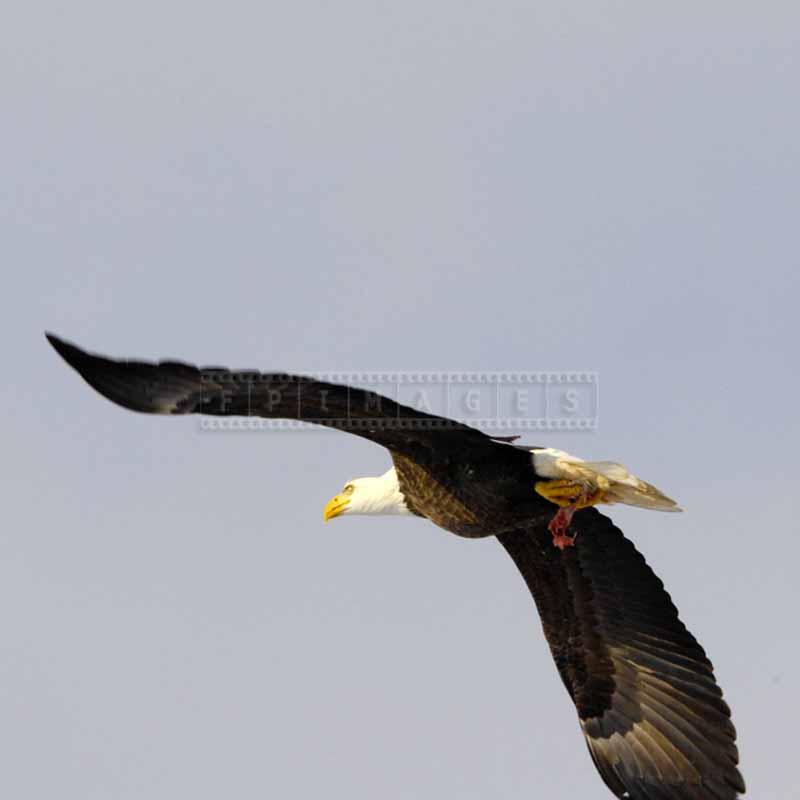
[323,494,350,522]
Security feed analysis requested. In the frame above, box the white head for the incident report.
[323,467,411,521]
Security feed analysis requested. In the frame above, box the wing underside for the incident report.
[497,511,744,799]
[46,333,499,456]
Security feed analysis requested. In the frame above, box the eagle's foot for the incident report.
[548,505,578,549]
[536,480,603,549]
[535,479,604,509]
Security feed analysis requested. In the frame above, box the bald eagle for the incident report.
[47,333,745,800]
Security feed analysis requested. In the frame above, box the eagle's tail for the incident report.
[578,461,682,512]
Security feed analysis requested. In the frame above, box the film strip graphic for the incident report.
[198,371,598,432]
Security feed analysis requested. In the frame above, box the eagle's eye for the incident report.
[343,484,354,495]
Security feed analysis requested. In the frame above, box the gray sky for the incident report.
[3,2,798,797]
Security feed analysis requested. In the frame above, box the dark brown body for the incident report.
[392,448,549,537]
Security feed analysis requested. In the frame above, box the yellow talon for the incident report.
[535,479,606,509]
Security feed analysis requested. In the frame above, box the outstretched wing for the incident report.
[497,510,745,800]
[46,333,505,456]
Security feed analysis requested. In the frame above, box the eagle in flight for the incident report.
[47,333,745,800]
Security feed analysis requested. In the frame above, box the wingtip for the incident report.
[45,331,67,356]
[45,331,69,349]
[45,332,88,369]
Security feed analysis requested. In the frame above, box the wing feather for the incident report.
[497,511,745,799]
[46,333,495,455]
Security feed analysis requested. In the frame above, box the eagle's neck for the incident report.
[352,468,412,516]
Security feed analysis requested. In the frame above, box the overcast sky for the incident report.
[3,3,798,798]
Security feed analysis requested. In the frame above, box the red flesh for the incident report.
[548,505,577,550]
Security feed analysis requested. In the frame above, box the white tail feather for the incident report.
[530,448,682,512]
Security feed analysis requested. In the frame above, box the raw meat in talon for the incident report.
[552,532,576,550]
[548,505,577,549]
